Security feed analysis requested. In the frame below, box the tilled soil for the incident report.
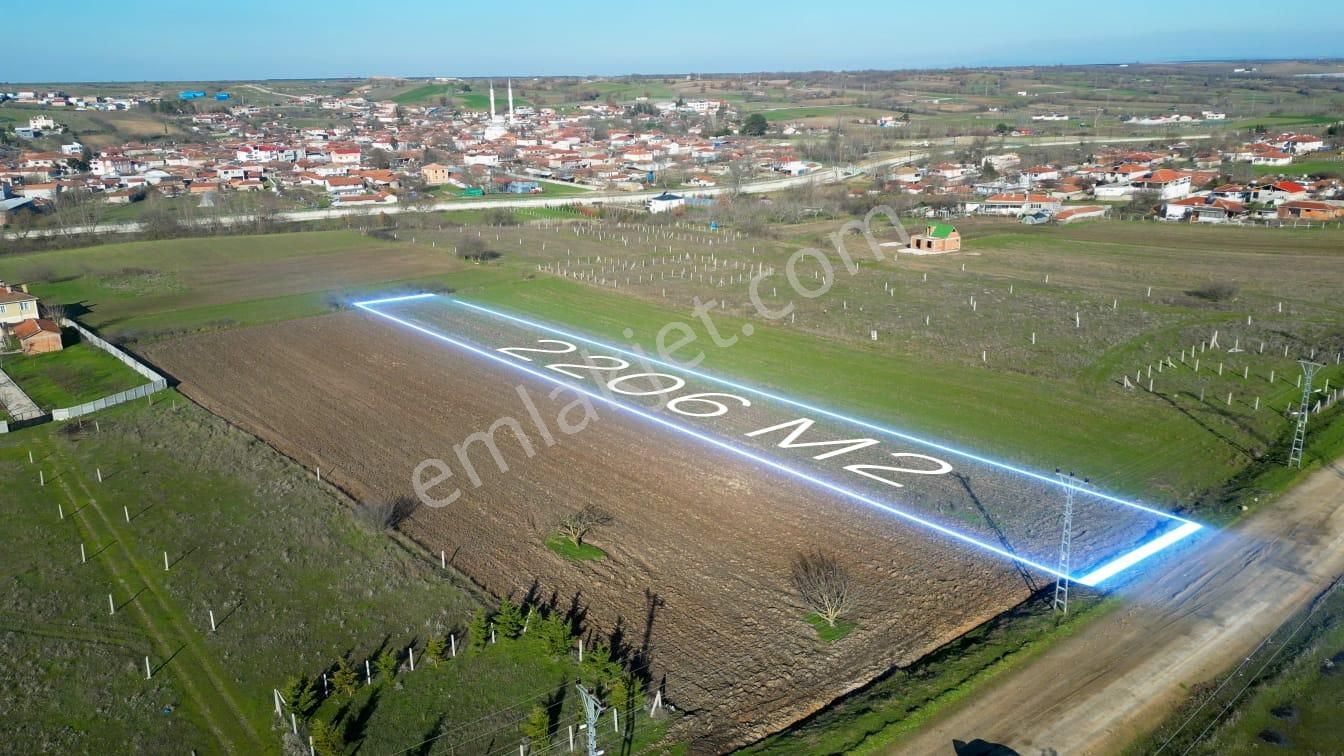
[146,311,1035,752]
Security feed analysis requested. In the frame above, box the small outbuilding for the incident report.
[12,318,63,355]
[908,223,961,253]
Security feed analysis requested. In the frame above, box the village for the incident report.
[1,78,1340,231]
[0,81,798,223]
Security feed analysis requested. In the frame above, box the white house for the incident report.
[1094,183,1137,201]
[1132,169,1193,200]
[929,162,971,180]
[1162,195,1208,220]
[647,192,685,214]
[982,153,1021,171]
[1253,180,1308,205]
[330,147,362,165]
[1024,165,1061,182]
[1275,134,1325,154]
[463,152,500,167]
[979,193,1061,216]
[0,283,39,325]
[60,142,84,156]
[92,155,134,176]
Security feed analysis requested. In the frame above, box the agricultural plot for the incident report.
[146,311,1059,751]
[406,219,1344,504]
[359,293,1200,586]
[0,230,497,343]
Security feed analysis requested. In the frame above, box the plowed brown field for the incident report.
[145,311,1033,752]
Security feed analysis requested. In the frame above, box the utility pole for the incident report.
[1053,470,1080,614]
[1289,360,1324,468]
[576,683,604,756]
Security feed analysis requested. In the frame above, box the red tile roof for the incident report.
[13,318,59,339]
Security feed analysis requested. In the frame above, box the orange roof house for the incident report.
[13,318,63,355]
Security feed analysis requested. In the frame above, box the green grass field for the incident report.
[756,106,892,122]
[406,218,1344,509]
[428,180,594,199]
[806,614,856,643]
[391,85,534,110]
[1226,114,1340,130]
[389,83,460,104]
[1253,154,1344,177]
[0,390,680,753]
[1,341,145,409]
[0,393,496,752]
[0,230,509,343]
[312,630,672,755]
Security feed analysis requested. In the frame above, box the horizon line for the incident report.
[7,56,1344,86]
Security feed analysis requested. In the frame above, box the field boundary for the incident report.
[49,319,168,421]
[358,293,1205,587]
[1,319,168,430]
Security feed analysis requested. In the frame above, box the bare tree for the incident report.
[555,505,613,548]
[51,188,104,235]
[39,302,66,321]
[727,158,753,197]
[791,550,852,627]
[357,495,419,531]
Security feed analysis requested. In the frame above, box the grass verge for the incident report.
[1,339,145,409]
[0,391,481,750]
[1128,578,1344,754]
[741,591,1116,754]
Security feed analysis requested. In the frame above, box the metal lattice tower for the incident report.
[1053,470,1078,614]
[576,683,604,756]
[1289,360,1325,468]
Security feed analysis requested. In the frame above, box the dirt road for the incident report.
[890,460,1344,755]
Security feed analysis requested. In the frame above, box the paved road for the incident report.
[889,459,1344,755]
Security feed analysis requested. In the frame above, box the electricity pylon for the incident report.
[1053,470,1079,614]
[1289,360,1324,468]
[576,683,604,756]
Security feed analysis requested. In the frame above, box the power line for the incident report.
[1156,577,1343,754]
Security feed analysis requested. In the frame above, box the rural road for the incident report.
[889,460,1344,755]
[239,83,302,100]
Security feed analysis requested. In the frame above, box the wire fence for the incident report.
[0,319,170,431]
[51,379,169,421]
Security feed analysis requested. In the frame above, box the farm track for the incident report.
[41,436,265,754]
[888,460,1344,755]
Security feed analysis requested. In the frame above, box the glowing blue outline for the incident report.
[355,294,1204,586]
[453,300,1193,524]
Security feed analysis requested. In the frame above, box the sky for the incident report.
[6,0,1343,82]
